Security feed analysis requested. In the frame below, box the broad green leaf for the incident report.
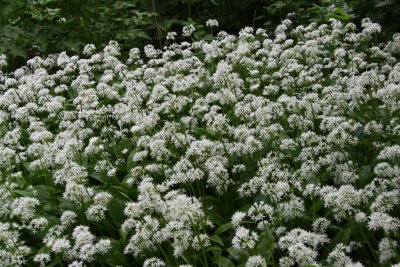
[375,0,396,7]
[102,239,129,266]
[107,197,125,224]
[13,190,33,197]
[126,148,138,171]
[214,222,232,235]
[212,256,235,267]
[206,245,223,252]
[209,235,224,246]
[255,229,275,261]
[227,246,249,263]
[358,165,373,187]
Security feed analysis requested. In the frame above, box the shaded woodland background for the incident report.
[1,0,399,70]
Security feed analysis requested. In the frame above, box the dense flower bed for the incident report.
[0,18,399,267]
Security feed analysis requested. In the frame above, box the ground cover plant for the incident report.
[0,18,400,266]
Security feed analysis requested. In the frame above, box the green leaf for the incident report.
[227,246,249,263]
[89,172,107,184]
[375,0,396,7]
[212,256,235,267]
[214,222,232,235]
[206,245,223,252]
[209,235,224,246]
[126,148,138,172]
[13,189,33,197]
[255,229,275,261]
[102,239,129,266]
[46,259,64,267]
[113,1,136,9]
[358,165,373,187]
[8,45,27,58]
[201,195,226,225]
[59,199,80,211]
[42,202,59,214]
[33,185,55,201]
[107,197,125,224]
[324,225,352,258]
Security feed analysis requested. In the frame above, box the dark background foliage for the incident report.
[0,0,399,70]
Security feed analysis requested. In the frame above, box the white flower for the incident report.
[379,238,398,263]
[61,210,78,225]
[312,218,330,233]
[232,226,259,250]
[245,255,267,267]
[144,45,160,58]
[334,48,346,58]
[68,261,84,267]
[143,257,166,267]
[206,19,219,28]
[368,212,400,233]
[231,211,246,228]
[27,217,48,233]
[167,32,177,40]
[86,204,107,222]
[11,197,40,221]
[33,253,51,267]
[183,24,196,37]
[0,54,7,68]
[83,44,96,56]
[51,238,71,253]
[377,145,400,160]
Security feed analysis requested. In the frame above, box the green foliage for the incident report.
[348,0,400,36]
[0,0,153,69]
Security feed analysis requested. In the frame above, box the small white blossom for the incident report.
[206,19,219,28]
[183,24,196,37]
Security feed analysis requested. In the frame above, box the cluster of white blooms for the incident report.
[232,226,259,250]
[245,255,267,267]
[182,24,196,37]
[0,17,399,266]
[278,229,329,266]
[206,19,219,28]
[0,54,7,68]
[123,178,210,258]
[327,243,363,267]
[40,210,110,265]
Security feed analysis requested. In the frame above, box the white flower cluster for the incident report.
[206,19,219,28]
[0,17,399,266]
[123,179,210,258]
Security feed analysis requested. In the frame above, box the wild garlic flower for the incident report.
[11,197,40,221]
[206,19,219,28]
[245,255,267,267]
[167,31,178,40]
[143,258,166,267]
[378,238,398,264]
[33,253,51,267]
[232,226,259,249]
[83,44,96,56]
[0,54,7,68]
[183,24,196,37]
